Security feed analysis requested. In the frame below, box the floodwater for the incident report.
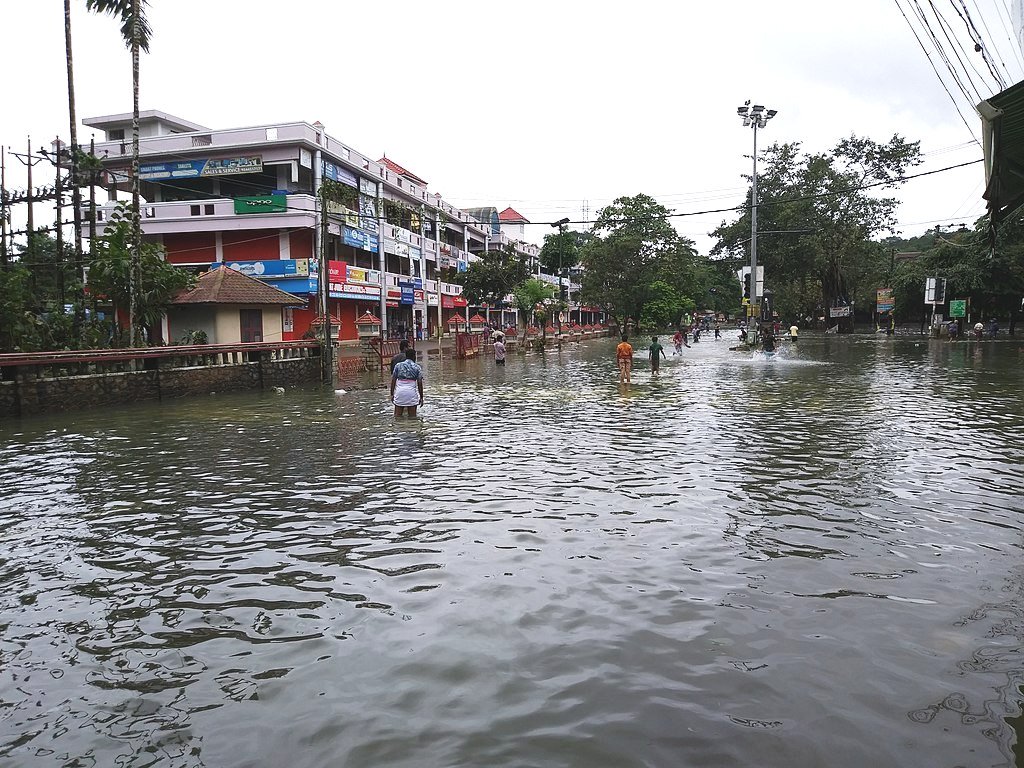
[1,333,1023,768]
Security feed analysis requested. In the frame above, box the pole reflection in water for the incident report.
[1,335,1023,767]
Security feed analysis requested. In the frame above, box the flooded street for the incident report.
[2,335,1023,767]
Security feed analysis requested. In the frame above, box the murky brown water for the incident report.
[2,334,1023,767]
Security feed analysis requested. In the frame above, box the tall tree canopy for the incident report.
[579,194,699,327]
[711,135,921,329]
[455,244,529,307]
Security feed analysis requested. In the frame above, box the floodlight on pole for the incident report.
[550,218,570,335]
[737,100,777,328]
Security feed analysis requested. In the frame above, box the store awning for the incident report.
[980,79,1024,226]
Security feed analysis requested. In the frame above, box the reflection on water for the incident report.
[1,335,1023,767]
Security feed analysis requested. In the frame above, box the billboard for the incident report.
[876,287,894,312]
[139,156,262,180]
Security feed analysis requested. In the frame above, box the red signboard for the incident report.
[442,296,455,309]
[453,296,468,307]
[328,260,347,282]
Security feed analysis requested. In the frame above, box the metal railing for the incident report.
[0,341,320,379]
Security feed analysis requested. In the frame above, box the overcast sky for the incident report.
[2,0,1019,253]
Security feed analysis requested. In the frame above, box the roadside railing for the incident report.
[0,341,321,380]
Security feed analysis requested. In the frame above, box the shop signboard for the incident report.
[224,259,308,278]
[140,156,262,180]
[337,284,380,299]
[322,160,357,187]
[328,260,347,282]
[395,241,410,257]
[359,194,378,232]
[829,305,852,318]
[397,278,422,289]
[263,277,313,296]
[427,293,439,307]
[233,194,287,215]
[457,260,468,272]
[453,296,468,307]
[359,178,376,196]
[876,287,894,313]
[343,227,379,253]
[400,287,415,305]
[414,290,425,303]
[348,267,367,282]
[441,295,455,309]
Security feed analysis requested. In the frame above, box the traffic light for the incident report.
[742,272,751,300]
[934,278,946,304]
[559,284,567,302]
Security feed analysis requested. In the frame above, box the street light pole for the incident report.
[551,217,570,340]
[737,102,777,334]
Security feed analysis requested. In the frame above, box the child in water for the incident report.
[649,336,666,376]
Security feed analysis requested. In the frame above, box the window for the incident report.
[190,205,201,216]
[109,129,125,141]
[204,204,214,215]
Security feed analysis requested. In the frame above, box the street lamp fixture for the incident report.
[550,218,570,336]
[737,100,777,332]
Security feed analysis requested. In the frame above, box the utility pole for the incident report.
[11,137,46,256]
[319,181,333,386]
[64,0,84,290]
[1,146,8,265]
[550,217,570,339]
[54,138,66,309]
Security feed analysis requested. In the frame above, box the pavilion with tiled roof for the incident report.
[168,266,302,344]
[172,266,300,306]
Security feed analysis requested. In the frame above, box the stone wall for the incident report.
[1,356,321,418]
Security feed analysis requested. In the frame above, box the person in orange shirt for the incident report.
[616,334,634,384]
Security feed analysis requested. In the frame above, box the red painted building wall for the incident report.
[163,233,216,264]
[290,229,314,259]
[223,230,281,262]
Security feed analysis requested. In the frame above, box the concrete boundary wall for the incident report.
[1,357,319,418]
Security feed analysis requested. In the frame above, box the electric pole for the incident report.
[11,137,46,256]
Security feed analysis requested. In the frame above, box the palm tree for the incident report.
[85,0,151,345]
[64,0,84,304]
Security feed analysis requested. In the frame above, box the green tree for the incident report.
[712,135,921,330]
[86,0,152,345]
[641,280,686,329]
[0,263,40,352]
[455,244,529,308]
[511,277,554,332]
[580,194,698,327]
[539,229,594,274]
[88,206,192,345]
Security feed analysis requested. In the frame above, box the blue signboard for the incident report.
[322,160,358,187]
[261,278,311,299]
[222,259,309,278]
[398,277,422,289]
[400,286,415,305]
[343,226,379,253]
[140,156,262,180]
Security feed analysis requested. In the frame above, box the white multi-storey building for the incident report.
[83,110,540,343]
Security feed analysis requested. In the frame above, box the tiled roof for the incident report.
[499,207,529,223]
[171,266,301,306]
[378,156,428,186]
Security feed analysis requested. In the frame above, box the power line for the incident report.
[951,0,1008,89]
[893,0,983,142]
